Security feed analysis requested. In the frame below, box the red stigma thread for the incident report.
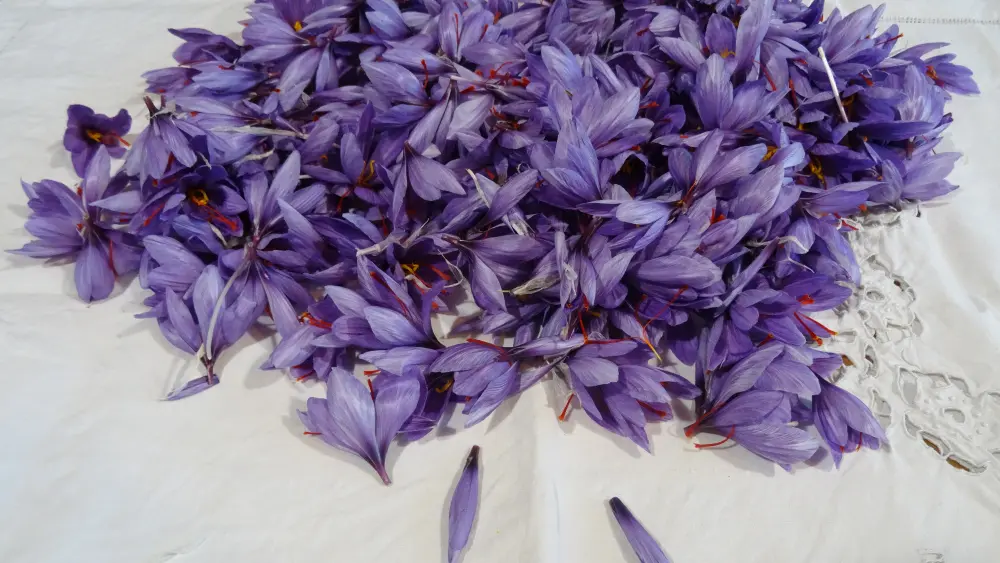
[695,426,736,449]
[143,202,166,227]
[638,401,668,418]
[558,394,574,421]
[685,402,725,437]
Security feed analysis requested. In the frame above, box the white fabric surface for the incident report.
[1,1,999,561]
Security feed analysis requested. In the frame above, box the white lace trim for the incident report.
[826,210,1000,478]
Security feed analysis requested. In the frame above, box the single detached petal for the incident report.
[609,497,670,563]
[448,445,481,563]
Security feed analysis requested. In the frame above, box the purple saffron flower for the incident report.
[63,104,132,177]
[813,379,888,467]
[609,497,670,563]
[13,147,140,302]
[124,97,199,181]
[447,445,480,563]
[299,369,421,484]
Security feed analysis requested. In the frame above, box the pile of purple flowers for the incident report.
[13,0,977,482]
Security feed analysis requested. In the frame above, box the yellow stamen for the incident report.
[293,21,304,32]
[85,129,104,143]
[720,49,735,58]
[763,146,778,161]
[808,157,824,183]
[188,188,210,206]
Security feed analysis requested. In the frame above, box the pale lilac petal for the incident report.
[365,306,427,346]
[567,357,619,386]
[74,243,115,302]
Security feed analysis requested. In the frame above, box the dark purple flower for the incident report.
[63,104,132,177]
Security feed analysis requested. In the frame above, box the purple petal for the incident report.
[74,243,115,302]
[634,254,721,289]
[278,48,322,111]
[609,497,671,563]
[656,37,705,71]
[407,147,466,199]
[164,289,201,354]
[324,369,383,481]
[732,423,820,466]
[711,345,784,405]
[360,347,439,375]
[465,362,518,426]
[567,357,619,386]
[165,375,220,401]
[373,374,421,474]
[429,342,503,372]
[365,306,427,346]
[469,254,506,313]
[453,361,508,396]
[448,446,481,563]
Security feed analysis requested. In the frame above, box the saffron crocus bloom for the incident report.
[63,104,131,177]
[813,379,888,467]
[609,497,670,563]
[299,369,420,484]
[447,445,480,563]
[13,147,140,302]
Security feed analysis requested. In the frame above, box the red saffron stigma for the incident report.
[429,264,452,281]
[685,402,725,437]
[459,85,476,94]
[638,401,668,418]
[577,310,589,342]
[303,431,322,436]
[107,239,119,278]
[794,312,823,345]
[759,63,777,91]
[800,312,838,337]
[695,426,736,449]
[798,294,815,305]
[643,285,689,328]
[367,378,375,398]
[558,394,574,421]
[369,271,410,315]
[876,33,903,46]
[758,333,775,347]
[420,59,430,89]
[466,338,506,355]
[296,372,314,382]
[143,202,166,227]
[636,27,650,37]
[364,369,381,376]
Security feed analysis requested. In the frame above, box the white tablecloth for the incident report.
[1,1,998,561]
